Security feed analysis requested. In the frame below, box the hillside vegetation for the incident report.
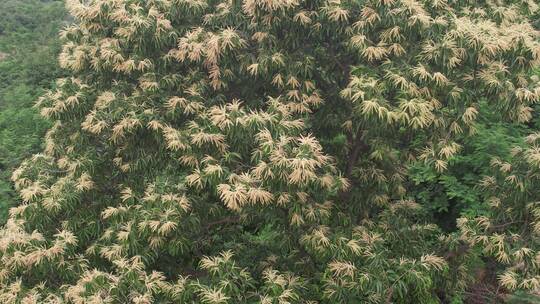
[0,0,66,223]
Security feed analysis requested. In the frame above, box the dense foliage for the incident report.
[0,0,66,224]
[1,0,540,303]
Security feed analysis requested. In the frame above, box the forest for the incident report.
[0,0,539,303]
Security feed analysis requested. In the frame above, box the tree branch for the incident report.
[203,216,241,231]
[344,128,369,178]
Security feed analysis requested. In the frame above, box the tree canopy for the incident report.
[1,0,539,303]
